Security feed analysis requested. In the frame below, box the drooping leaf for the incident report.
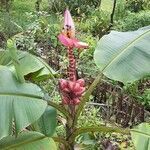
[0,50,11,65]
[33,106,57,137]
[0,66,47,139]
[7,39,25,83]
[131,123,150,150]
[18,52,56,80]
[0,131,57,150]
[94,26,150,83]
[0,50,56,81]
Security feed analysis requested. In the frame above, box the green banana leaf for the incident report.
[131,123,150,150]
[0,131,57,150]
[0,50,12,65]
[0,66,47,139]
[0,50,56,81]
[33,106,57,137]
[94,26,150,83]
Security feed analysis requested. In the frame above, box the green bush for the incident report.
[115,11,150,31]
[126,0,150,12]
[78,9,110,38]
[48,0,101,16]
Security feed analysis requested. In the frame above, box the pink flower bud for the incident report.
[64,9,75,37]
[58,9,88,49]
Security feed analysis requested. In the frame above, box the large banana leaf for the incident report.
[0,50,56,81]
[131,123,150,150]
[0,131,57,150]
[33,106,57,137]
[94,26,150,83]
[0,50,12,65]
[0,66,47,139]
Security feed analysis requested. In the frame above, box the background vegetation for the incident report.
[0,0,150,149]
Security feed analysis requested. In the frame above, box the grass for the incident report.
[10,0,48,28]
[0,0,60,37]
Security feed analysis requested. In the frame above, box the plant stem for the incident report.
[63,73,103,149]
[8,39,25,83]
[74,73,103,125]
[52,137,70,149]
[47,101,71,119]
[65,116,75,150]
[107,0,117,32]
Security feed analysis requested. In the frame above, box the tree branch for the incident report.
[107,0,117,32]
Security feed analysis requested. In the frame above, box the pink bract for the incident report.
[64,9,75,32]
[58,34,88,49]
[58,9,88,49]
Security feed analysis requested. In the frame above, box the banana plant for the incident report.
[47,10,150,149]
[0,40,57,149]
[131,123,150,150]
[0,50,56,82]
[0,9,149,150]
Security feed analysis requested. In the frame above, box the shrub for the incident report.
[47,0,101,16]
[115,11,150,31]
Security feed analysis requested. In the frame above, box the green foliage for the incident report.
[94,26,150,83]
[76,133,97,149]
[79,9,110,37]
[0,12,22,38]
[33,106,57,137]
[0,0,14,12]
[0,66,47,139]
[141,89,150,109]
[0,0,150,149]
[0,40,57,147]
[100,0,113,13]
[0,50,56,81]
[131,123,150,150]
[126,0,150,12]
[115,11,150,31]
[114,0,127,20]
[78,105,101,128]
[7,39,25,82]
[48,0,101,16]
[0,131,57,150]
[15,14,61,56]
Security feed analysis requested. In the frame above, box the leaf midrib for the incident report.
[102,29,150,72]
[36,56,54,74]
[131,129,150,138]
[0,92,43,99]
[14,53,54,74]
[3,135,46,149]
